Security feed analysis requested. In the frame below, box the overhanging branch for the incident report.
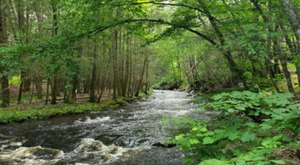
[77,19,217,46]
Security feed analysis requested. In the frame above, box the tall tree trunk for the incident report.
[35,76,43,99]
[50,0,59,104]
[33,6,44,100]
[175,42,182,82]
[280,0,300,47]
[282,24,300,87]
[16,0,25,103]
[83,78,90,94]
[130,38,136,98]
[17,72,25,103]
[135,52,148,97]
[277,0,300,93]
[51,74,58,105]
[118,29,123,97]
[23,76,31,92]
[144,52,150,94]
[187,55,198,90]
[45,78,50,105]
[112,30,118,101]
[71,74,78,101]
[16,0,31,93]
[71,55,80,102]
[0,0,9,107]
[273,32,295,93]
[122,36,129,97]
[0,67,9,107]
[127,37,133,97]
[89,44,97,103]
[98,47,109,103]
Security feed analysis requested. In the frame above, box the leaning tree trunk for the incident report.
[281,24,300,87]
[280,0,300,47]
[274,36,295,94]
[197,0,243,80]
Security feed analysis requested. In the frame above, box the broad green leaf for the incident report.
[203,137,214,144]
[228,132,238,141]
[270,160,286,164]
[240,131,256,142]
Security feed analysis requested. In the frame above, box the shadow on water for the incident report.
[0,90,205,165]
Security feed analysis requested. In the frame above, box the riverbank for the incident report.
[174,90,300,164]
[0,93,150,125]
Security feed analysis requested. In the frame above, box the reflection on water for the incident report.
[0,90,203,165]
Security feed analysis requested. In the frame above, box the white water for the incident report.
[0,90,201,165]
[0,138,141,165]
[74,116,112,125]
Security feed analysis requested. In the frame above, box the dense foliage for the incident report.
[2,0,300,107]
[1,0,300,164]
[174,91,300,164]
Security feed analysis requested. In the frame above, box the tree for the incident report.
[0,0,10,107]
[50,0,59,105]
[280,0,300,47]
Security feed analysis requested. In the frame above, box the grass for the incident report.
[0,93,149,125]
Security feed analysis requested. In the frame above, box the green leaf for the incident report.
[234,105,246,111]
[200,127,208,132]
[240,131,256,142]
[228,132,238,141]
[199,159,231,165]
[203,137,214,144]
[227,108,235,113]
[245,122,256,128]
[175,134,185,141]
[270,160,286,164]
[190,138,200,145]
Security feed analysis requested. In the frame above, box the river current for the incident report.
[0,90,201,165]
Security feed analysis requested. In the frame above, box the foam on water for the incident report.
[0,90,203,165]
[75,116,112,125]
[0,138,142,165]
[0,146,64,165]
[63,138,142,164]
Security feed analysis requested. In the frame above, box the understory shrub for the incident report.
[173,91,300,164]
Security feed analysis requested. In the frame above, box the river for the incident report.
[0,90,200,165]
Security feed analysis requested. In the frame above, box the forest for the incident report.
[0,0,300,164]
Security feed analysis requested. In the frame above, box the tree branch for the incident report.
[77,19,217,46]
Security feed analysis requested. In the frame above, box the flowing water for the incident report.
[0,90,205,165]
